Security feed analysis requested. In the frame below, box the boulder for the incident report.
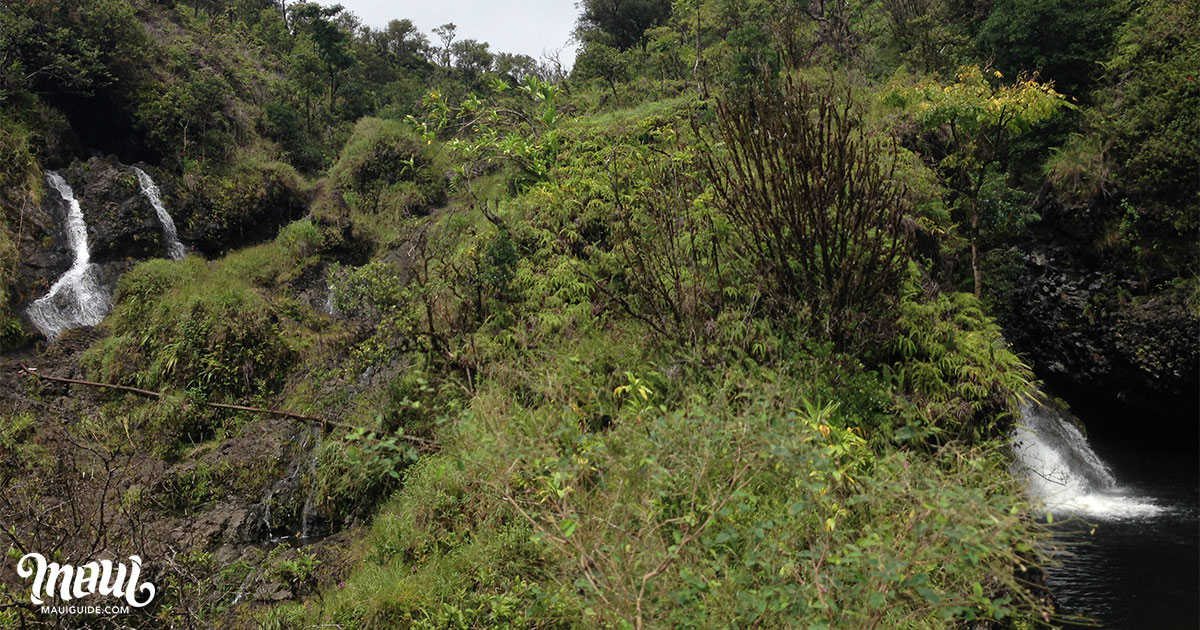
[63,156,170,263]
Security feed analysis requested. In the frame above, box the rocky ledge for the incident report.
[986,244,1197,419]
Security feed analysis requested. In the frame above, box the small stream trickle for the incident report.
[299,431,323,540]
[321,284,337,316]
[253,425,324,543]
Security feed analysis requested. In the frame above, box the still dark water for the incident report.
[1045,429,1199,629]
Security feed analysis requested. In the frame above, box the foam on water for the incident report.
[1012,401,1163,520]
[25,172,112,339]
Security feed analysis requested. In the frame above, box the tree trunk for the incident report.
[328,72,337,117]
[971,209,982,298]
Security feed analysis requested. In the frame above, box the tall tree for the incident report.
[577,0,673,49]
[290,2,357,116]
[432,23,457,68]
[899,66,1069,297]
[451,39,494,78]
[365,19,429,69]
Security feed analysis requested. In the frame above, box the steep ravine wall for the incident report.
[985,242,1198,445]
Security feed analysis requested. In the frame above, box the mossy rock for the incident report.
[176,154,311,255]
[330,117,446,215]
[84,257,295,401]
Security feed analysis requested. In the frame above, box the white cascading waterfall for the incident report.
[321,284,337,316]
[1011,401,1162,519]
[132,166,186,260]
[25,172,113,339]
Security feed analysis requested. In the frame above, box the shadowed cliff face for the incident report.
[984,242,1198,442]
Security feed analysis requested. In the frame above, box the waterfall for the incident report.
[132,167,186,260]
[253,425,323,541]
[321,284,337,316]
[299,431,323,539]
[1012,401,1162,519]
[25,172,112,339]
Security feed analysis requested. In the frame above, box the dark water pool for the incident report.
[1045,433,1199,629]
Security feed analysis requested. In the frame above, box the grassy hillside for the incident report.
[1,1,1195,628]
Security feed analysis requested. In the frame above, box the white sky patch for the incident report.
[335,0,581,70]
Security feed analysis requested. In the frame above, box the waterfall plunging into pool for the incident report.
[132,167,186,260]
[1011,400,1162,520]
[25,172,112,339]
[1012,396,1198,629]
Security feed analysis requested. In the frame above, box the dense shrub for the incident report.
[1039,0,1198,280]
[84,257,294,401]
[0,117,39,348]
[330,117,446,215]
[1095,0,1198,276]
[706,75,913,343]
[886,266,1034,441]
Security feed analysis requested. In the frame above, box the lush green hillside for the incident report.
[0,1,1194,628]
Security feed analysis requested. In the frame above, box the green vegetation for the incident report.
[1,0,1195,628]
[891,65,1070,296]
[330,117,446,215]
[85,256,295,400]
[1045,0,1199,279]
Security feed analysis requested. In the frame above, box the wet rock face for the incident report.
[15,187,71,303]
[65,156,168,263]
[986,245,1198,415]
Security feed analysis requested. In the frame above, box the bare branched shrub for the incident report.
[608,146,728,344]
[703,75,912,343]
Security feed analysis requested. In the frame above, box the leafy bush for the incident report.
[156,461,224,516]
[587,127,730,344]
[271,549,321,593]
[886,266,1034,440]
[316,423,421,525]
[330,117,445,215]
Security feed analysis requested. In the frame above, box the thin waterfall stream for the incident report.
[132,166,186,260]
[254,425,325,544]
[25,172,112,339]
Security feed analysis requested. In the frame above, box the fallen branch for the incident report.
[16,364,434,446]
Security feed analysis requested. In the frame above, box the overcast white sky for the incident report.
[335,1,581,69]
